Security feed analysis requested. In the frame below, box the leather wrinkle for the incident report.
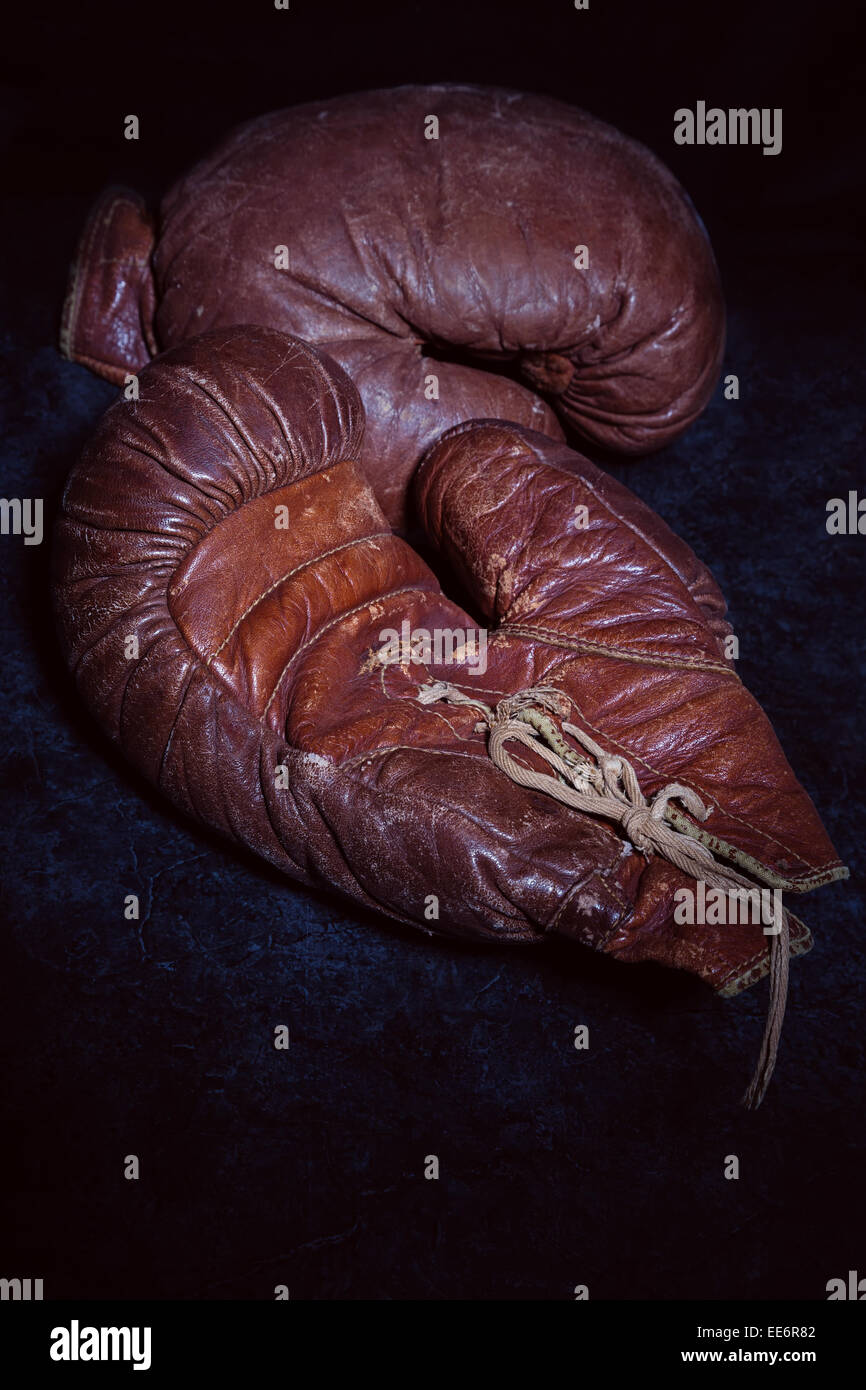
[507,438,733,629]
[205,530,395,664]
[335,742,626,887]
[542,662,842,879]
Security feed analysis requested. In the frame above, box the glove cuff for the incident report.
[60,187,156,384]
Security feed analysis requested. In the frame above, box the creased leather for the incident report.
[53,328,845,999]
[60,187,157,384]
[59,84,725,528]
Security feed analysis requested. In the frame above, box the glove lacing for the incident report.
[417,680,789,1110]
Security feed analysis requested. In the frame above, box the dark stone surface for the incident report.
[1,0,863,1300]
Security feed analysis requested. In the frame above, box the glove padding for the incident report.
[54,328,844,1016]
[60,84,725,529]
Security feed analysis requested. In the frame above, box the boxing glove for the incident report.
[60,84,725,529]
[53,327,845,1104]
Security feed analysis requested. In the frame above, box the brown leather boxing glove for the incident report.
[59,85,725,529]
[53,328,845,1105]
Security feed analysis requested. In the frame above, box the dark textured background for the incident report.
[1,0,863,1299]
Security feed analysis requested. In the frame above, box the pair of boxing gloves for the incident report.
[54,86,846,1101]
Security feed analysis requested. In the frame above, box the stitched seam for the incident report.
[377,665,482,745]
[718,915,810,991]
[65,351,127,382]
[339,742,487,770]
[260,583,438,722]
[61,197,151,366]
[591,838,633,891]
[546,874,593,932]
[60,195,110,360]
[592,871,631,924]
[596,872,629,914]
[205,531,393,663]
[501,622,735,676]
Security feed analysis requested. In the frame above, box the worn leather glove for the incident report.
[60,84,725,529]
[53,328,845,1103]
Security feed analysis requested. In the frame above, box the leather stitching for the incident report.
[501,622,735,675]
[260,583,439,721]
[206,530,393,663]
[718,915,811,994]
